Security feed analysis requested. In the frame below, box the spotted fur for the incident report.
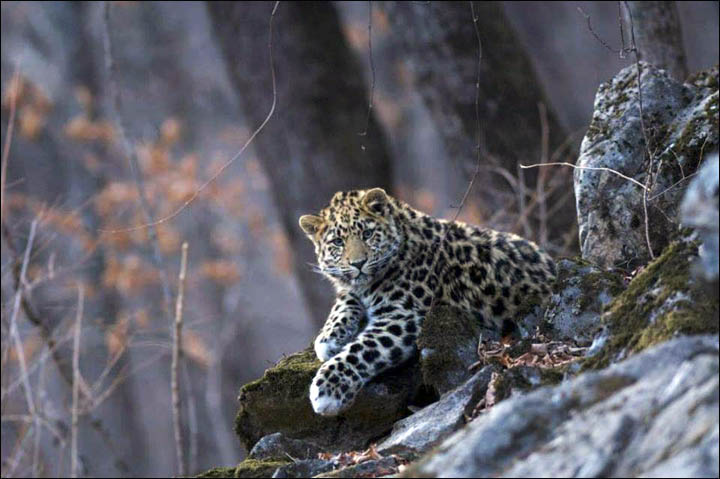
[299,188,556,415]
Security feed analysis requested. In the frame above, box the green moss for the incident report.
[233,459,290,478]
[235,347,419,452]
[540,258,624,342]
[687,65,719,91]
[559,257,624,311]
[239,348,321,398]
[539,365,567,386]
[417,306,481,394]
[583,241,719,370]
[195,467,238,478]
[234,349,321,449]
[490,368,533,402]
[672,93,719,172]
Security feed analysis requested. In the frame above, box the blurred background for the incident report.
[1,1,717,477]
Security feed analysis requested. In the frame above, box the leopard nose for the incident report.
[351,259,367,270]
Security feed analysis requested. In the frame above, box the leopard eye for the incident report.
[331,238,344,247]
[362,229,374,240]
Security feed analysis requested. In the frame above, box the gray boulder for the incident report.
[248,433,323,461]
[405,335,719,478]
[377,366,495,457]
[315,457,399,478]
[681,153,719,283]
[575,63,718,268]
[271,459,335,478]
[543,259,624,345]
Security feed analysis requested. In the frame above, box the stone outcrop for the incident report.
[575,63,718,268]
[404,336,719,478]
[681,152,720,283]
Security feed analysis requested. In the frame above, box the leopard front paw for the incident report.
[314,336,342,362]
[309,361,361,416]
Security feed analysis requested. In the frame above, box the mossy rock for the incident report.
[417,306,483,395]
[576,64,718,269]
[542,258,624,344]
[234,459,290,478]
[195,459,294,478]
[235,347,421,452]
[195,466,238,478]
[583,240,719,370]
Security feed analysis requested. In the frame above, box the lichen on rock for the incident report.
[248,433,323,462]
[575,63,719,268]
[583,239,719,370]
[542,258,624,345]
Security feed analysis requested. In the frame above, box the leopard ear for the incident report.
[299,214,325,238]
[362,188,389,215]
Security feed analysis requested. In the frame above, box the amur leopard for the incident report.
[299,188,555,416]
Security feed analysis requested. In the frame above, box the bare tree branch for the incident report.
[71,284,84,479]
[99,1,281,234]
[623,1,657,260]
[171,242,189,476]
[520,162,649,190]
[1,65,20,221]
[8,219,38,420]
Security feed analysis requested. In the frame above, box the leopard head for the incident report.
[299,188,403,288]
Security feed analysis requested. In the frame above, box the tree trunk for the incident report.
[626,1,689,81]
[206,1,394,325]
[381,1,575,249]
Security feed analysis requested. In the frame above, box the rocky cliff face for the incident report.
[198,65,719,479]
[575,63,718,269]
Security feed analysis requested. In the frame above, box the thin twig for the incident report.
[358,0,376,151]
[71,284,84,479]
[577,6,623,54]
[0,112,132,479]
[31,348,48,477]
[5,421,31,477]
[101,1,173,315]
[648,170,700,201]
[2,328,73,402]
[537,102,549,247]
[1,65,21,221]
[450,0,484,223]
[1,415,65,444]
[520,162,648,190]
[622,0,655,259]
[8,219,37,478]
[516,164,531,239]
[99,1,281,234]
[578,2,658,261]
[84,351,167,413]
[510,173,566,238]
[9,220,38,415]
[172,242,189,476]
[182,360,198,473]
